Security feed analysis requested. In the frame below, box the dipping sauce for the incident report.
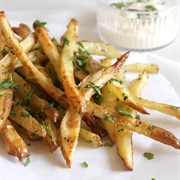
[96,0,179,50]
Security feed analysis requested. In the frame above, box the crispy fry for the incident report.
[0,12,179,172]
[0,56,14,129]
[75,41,121,58]
[138,98,180,120]
[12,23,31,38]
[9,102,47,138]
[12,72,59,122]
[0,12,66,106]
[60,106,81,167]
[122,63,159,74]
[59,18,86,113]
[79,128,103,147]
[0,119,30,161]
[116,72,149,171]
[34,26,61,80]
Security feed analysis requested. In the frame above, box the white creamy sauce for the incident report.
[97,0,178,50]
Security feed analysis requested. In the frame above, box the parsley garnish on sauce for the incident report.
[33,20,47,28]
[144,152,154,160]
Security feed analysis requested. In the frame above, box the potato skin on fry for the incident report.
[0,119,30,161]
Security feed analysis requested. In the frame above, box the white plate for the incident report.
[0,10,180,180]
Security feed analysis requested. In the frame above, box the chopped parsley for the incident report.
[115,105,133,118]
[104,115,117,122]
[33,20,47,28]
[20,112,30,118]
[148,125,154,130]
[10,109,16,118]
[144,152,154,160]
[111,2,125,9]
[109,78,123,85]
[85,84,104,104]
[44,103,54,110]
[0,77,18,91]
[73,42,90,74]
[42,121,57,146]
[118,127,124,132]
[62,37,69,47]
[104,141,114,147]
[17,86,35,106]
[23,157,31,167]
[83,161,88,168]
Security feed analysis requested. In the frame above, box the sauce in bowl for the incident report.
[96,0,179,50]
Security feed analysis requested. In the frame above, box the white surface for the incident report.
[0,3,180,180]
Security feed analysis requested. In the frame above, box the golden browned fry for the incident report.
[116,72,149,171]
[12,23,31,38]
[79,128,103,147]
[86,101,180,149]
[60,106,81,168]
[11,121,42,141]
[138,98,180,120]
[82,113,107,137]
[80,52,129,100]
[122,63,159,74]
[34,26,61,80]
[0,56,14,129]
[59,18,86,113]
[0,12,66,106]
[0,119,30,161]
[100,84,117,143]
[75,41,121,58]
[12,72,59,122]
[9,102,47,138]
[107,80,148,114]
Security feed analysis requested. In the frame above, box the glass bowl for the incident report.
[96,0,179,50]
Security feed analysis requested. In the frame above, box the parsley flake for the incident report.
[144,152,154,160]
[33,20,47,28]
[23,157,31,167]
[115,105,133,118]
[83,161,88,168]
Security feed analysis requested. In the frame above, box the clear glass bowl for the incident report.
[96,0,179,50]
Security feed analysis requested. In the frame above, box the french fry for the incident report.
[59,18,86,113]
[0,12,179,172]
[0,119,30,161]
[107,80,148,114]
[0,12,66,107]
[42,118,60,153]
[9,102,47,138]
[60,106,81,168]
[75,41,121,58]
[12,23,31,38]
[79,52,129,100]
[79,128,103,147]
[12,72,59,122]
[122,63,159,74]
[0,55,14,129]
[86,101,180,149]
[34,25,61,81]
[116,72,149,171]
[138,98,180,120]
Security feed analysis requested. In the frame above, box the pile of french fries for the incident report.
[0,11,180,170]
